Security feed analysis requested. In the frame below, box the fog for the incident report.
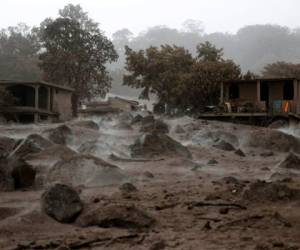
[1,0,300,37]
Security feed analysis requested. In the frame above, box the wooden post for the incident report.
[47,87,51,111]
[293,79,299,114]
[220,82,224,104]
[256,80,261,102]
[34,86,39,123]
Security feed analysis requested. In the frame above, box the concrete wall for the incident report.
[52,89,73,121]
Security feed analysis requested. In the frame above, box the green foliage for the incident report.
[124,42,241,112]
[196,41,224,62]
[124,45,194,110]
[38,4,118,114]
[262,61,300,78]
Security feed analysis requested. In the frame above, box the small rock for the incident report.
[144,171,154,178]
[219,207,229,214]
[207,159,218,165]
[260,151,274,157]
[235,149,246,157]
[119,182,137,193]
[213,140,235,151]
[150,240,166,250]
[41,183,83,223]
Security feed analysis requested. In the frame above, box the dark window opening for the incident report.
[6,85,35,107]
[38,86,48,110]
[283,82,294,100]
[17,114,34,123]
[229,84,239,99]
[260,82,270,109]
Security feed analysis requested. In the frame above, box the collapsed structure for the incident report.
[79,96,139,117]
[0,80,73,123]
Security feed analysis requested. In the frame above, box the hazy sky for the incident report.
[0,0,299,37]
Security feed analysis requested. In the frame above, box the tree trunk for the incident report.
[71,93,79,117]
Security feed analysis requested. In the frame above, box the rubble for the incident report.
[213,140,235,151]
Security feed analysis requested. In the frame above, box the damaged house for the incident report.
[221,78,300,114]
[0,80,74,123]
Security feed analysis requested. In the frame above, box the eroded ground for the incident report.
[0,114,300,250]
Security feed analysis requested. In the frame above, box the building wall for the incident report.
[52,89,73,121]
[239,83,257,101]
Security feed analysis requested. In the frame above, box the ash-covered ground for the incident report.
[1,112,300,250]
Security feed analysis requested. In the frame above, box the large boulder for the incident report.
[0,159,14,191]
[130,133,191,158]
[43,125,72,145]
[246,129,300,153]
[0,136,18,159]
[140,116,169,134]
[77,203,154,229]
[24,145,78,188]
[10,159,36,189]
[41,183,83,223]
[72,120,99,130]
[278,152,300,170]
[9,134,53,159]
[243,180,300,202]
[47,155,127,187]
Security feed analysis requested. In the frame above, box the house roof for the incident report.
[224,78,299,84]
[0,80,74,92]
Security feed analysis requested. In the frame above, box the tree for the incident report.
[123,45,194,111]
[38,4,118,115]
[0,23,41,80]
[262,61,300,78]
[196,41,224,62]
[124,42,241,112]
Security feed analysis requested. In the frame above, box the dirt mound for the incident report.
[213,140,235,151]
[47,155,127,187]
[0,136,18,159]
[43,125,72,145]
[278,152,300,170]
[41,183,83,223]
[9,134,53,159]
[77,203,154,229]
[72,120,99,130]
[246,129,300,153]
[130,133,191,159]
[243,180,300,202]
